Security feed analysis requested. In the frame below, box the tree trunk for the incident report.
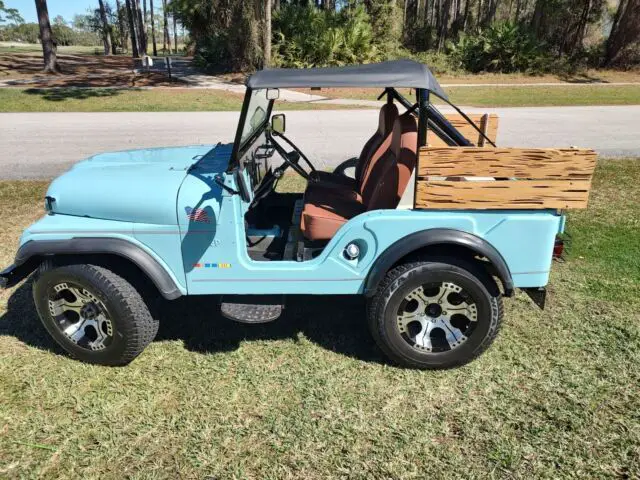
[530,0,546,38]
[603,0,640,66]
[264,0,272,67]
[125,0,139,57]
[143,0,147,46]
[437,0,453,50]
[162,0,170,54]
[514,0,522,22]
[462,0,470,31]
[98,0,112,56]
[173,8,178,53]
[150,0,157,56]
[485,0,498,27]
[135,0,147,54]
[569,0,591,55]
[115,0,128,52]
[34,0,59,72]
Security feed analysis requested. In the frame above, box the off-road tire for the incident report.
[367,257,503,369]
[33,261,158,366]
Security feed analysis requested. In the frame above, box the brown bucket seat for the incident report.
[311,101,399,192]
[301,113,418,241]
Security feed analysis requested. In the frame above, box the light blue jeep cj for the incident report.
[0,60,597,369]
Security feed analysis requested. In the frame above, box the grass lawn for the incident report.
[437,70,640,84]
[1,159,639,478]
[0,87,363,112]
[0,88,368,112]
[1,84,639,112]
[304,84,640,107]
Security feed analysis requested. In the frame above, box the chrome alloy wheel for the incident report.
[396,282,478,352]
[47,283,114,351]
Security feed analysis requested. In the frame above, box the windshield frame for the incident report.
[228,88,274,172]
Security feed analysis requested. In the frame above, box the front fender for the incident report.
[12,238,183,300]
[3,215,186,299]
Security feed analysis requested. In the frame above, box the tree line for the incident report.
[0,1,183,72]
[2,0,638,73]
[170,0,640,73]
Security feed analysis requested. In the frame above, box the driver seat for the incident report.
[313,100,399,191]
[301,113,418,241]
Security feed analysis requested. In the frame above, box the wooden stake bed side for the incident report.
[415,147,597,210]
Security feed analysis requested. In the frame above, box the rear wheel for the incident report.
[33,261,158,366]
[368,257,503,369]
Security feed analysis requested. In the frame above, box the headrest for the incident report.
[378,103,399,136]
[391,113,418,158]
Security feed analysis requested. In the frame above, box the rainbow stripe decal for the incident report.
[193,263,232,269]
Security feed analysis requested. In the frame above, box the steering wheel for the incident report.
[268,130,319,182]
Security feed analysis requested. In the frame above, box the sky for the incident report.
[4,0,98,24]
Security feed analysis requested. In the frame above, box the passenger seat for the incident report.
[301,113,418,241]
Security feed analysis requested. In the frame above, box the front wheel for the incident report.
[33,262,158,366]
[368,258,503,369]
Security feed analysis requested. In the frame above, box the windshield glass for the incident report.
[240,89,270,146]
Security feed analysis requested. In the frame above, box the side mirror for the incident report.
[271,114,286,134]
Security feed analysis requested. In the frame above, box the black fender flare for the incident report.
[364,228,514,297]
[11,238,183,300]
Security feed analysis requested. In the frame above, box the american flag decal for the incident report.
[185,206,210,223]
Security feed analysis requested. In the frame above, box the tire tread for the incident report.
[367,258,503,369]
[34,261,158,365]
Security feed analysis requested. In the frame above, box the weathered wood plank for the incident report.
[415,180,593,209]
[418,147,597,179]
[428,114,499,147]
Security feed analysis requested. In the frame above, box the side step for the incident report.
[220,295,284,324]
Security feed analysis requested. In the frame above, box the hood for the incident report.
[46,145,222,225]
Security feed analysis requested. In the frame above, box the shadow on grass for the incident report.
[23,87,126,102]
[558,72,610,84]
[0,281,386,365]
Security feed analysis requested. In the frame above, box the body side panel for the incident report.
[183,180,561,294]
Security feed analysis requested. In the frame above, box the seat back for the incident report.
[356,102,398,191]
[366,113,418,211]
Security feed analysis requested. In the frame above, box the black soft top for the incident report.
[246,59,448,100]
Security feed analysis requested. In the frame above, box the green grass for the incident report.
[314,84,640,107]
[1,160,639,478]
[0,88,364,112]
[1,84,638,113]
[446,84,640,107]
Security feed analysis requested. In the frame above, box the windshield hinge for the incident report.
[214,175,239,196]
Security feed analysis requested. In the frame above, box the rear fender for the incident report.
[364,228,514,297]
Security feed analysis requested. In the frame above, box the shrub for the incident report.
[448,23,549,73]
[408,49,461,75]
[272,4,378,68]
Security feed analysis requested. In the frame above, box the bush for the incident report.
[407,50,461,75]
[272,4,378,68]
[448,23,549,73]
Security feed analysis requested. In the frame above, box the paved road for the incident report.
[1,106,638,179]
